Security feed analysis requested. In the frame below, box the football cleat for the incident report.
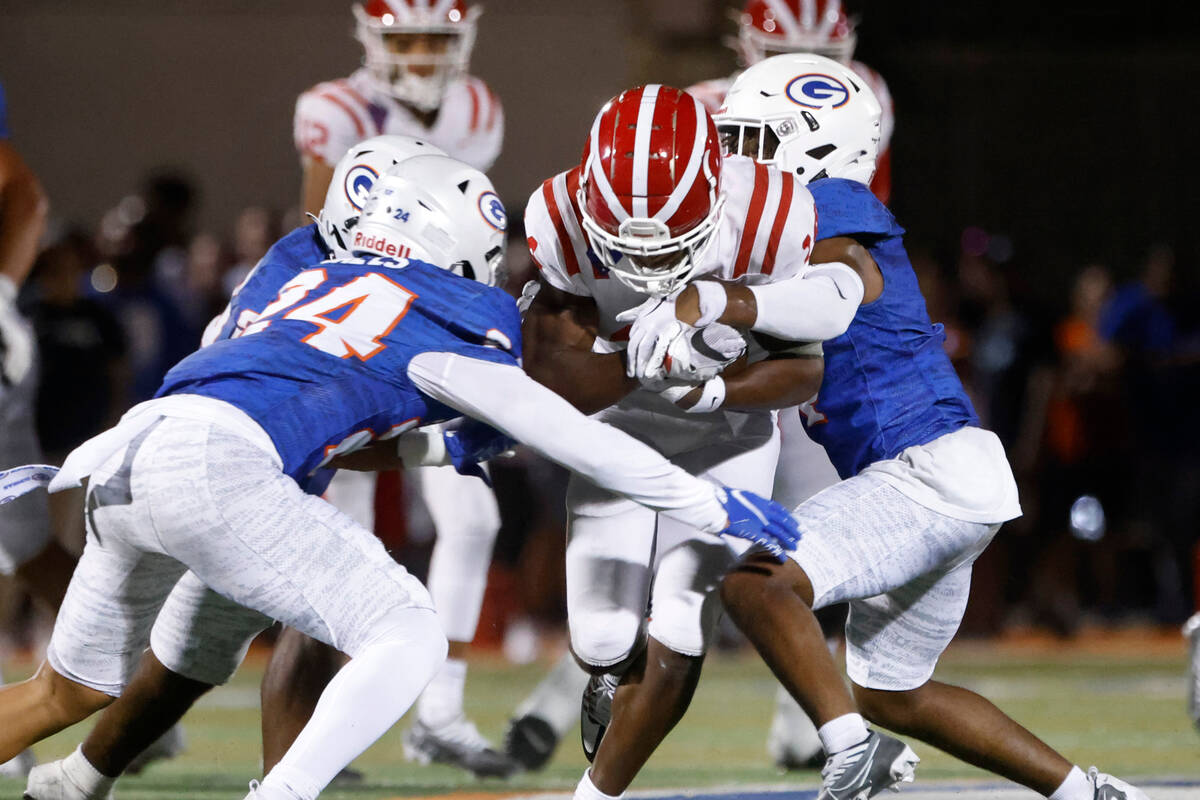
[21,760,111,800]
[504,713,560,771]
[403,716,518,778]
[580,672,619,763]
[817,730,918,800]
[1087,766,1151,799]
[1185,612,1200,731]
[241,779,291,800]
[124,723,186,775]
[2,748,36,780]
[767,688,824,770]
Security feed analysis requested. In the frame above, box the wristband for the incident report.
[685,376,726,414]
[691,281,728,327]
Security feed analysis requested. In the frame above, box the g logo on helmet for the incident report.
[785,73,850,110]
[478,191,507,231]
[343,164,380,211]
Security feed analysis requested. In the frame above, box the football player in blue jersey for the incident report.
[2,153,799,800]
[622,54,1148,800]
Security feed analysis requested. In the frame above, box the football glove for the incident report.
[660,323,746,382]
[443,418,517,485]
[715,486,801,562]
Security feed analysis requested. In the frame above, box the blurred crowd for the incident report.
[3,168,1199,657]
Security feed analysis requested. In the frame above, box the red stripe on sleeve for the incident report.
[467,83,481,133]
[317,91,366,139]
[542,179,581,276]
[733,163,770,277]
[485,85,499,130]
[335,80,371,109]
[761,175,794,275]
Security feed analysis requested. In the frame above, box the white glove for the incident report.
[661,322,746,382]
[616,295,681,381]
[0,278,34,391]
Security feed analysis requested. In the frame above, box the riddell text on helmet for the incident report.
[354,231,412,259]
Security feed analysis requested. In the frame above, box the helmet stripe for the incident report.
[653,94,712,224]
[631,85,661,218]
[764,0,803,37]
[586,108,630,224]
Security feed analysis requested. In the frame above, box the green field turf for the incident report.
[3,638,1195,800]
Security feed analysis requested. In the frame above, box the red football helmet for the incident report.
[353,0,480,110]
[736,0,857,66]
[577,85,725,297]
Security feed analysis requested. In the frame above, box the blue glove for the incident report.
[443,419,517,485]
[716,486,801,562]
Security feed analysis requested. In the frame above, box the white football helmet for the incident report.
[318,134,448,258]
[715,53,881,186]
[353,0,480,111]
[352,154,507,286]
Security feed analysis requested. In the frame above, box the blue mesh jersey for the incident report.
[803,178,978,478]
[0,81,9,139]
[210,223,329,341]
[157,254,522,493]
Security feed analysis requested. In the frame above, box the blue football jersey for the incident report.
[157,256,522,493]
[803,178,979,478]
[212,223,329,342]
[0,81,9,140]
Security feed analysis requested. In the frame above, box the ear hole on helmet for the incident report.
[806,144,837,160]
[801,111,820,132]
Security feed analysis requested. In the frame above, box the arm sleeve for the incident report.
[406,351,728,532]
[294,89,363,166]
[747,262,864,341]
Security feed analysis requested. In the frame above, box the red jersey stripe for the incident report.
[734,162,770,277]
[317,91,366,138]
[333,79,371,109]
[542,179,581,276]
[485,84,499,130]
[762,175,794,275]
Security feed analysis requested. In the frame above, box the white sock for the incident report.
[817,713,869,755]
[62,746,117,798]
[573,768,623,800]
[417,656,468,728]
[1048,766,1091,800]
[264,609,446,800]
[514,650,592,735]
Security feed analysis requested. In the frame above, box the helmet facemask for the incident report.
[354,4,479,111]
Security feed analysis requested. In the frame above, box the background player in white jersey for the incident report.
[0,77,60,780]
[688,0,893,204]
[687,1,895,767]
[280,0,510,776]
[628,52,1149,800]
[8,155,799,800]
[518,85,915,800]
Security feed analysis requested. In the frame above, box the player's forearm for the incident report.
[722,356,824,411]
[674,268,862,342]
[407,353,728,532]
[524,346,637,414]
[0,152,48,287]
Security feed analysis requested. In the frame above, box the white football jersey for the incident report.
[525,155,817,351]
[294,68,503,172]
[688,59,894,202]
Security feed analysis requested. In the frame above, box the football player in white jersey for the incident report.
[278,0,511,777]
[516,85,916,800]
[686,1,894,767]
[688,0,893,204]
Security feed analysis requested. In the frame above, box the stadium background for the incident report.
[1,1,1199,797]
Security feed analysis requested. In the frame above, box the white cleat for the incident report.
[125,724,186,775]
[1184,612,1200,731]
[1088,766,1151,800]
[2,748,36,780]
[22,760,112,800]
[242,779,293,799]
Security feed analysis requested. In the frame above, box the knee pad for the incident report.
[568,607,644,669]
[646,537,735,657]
